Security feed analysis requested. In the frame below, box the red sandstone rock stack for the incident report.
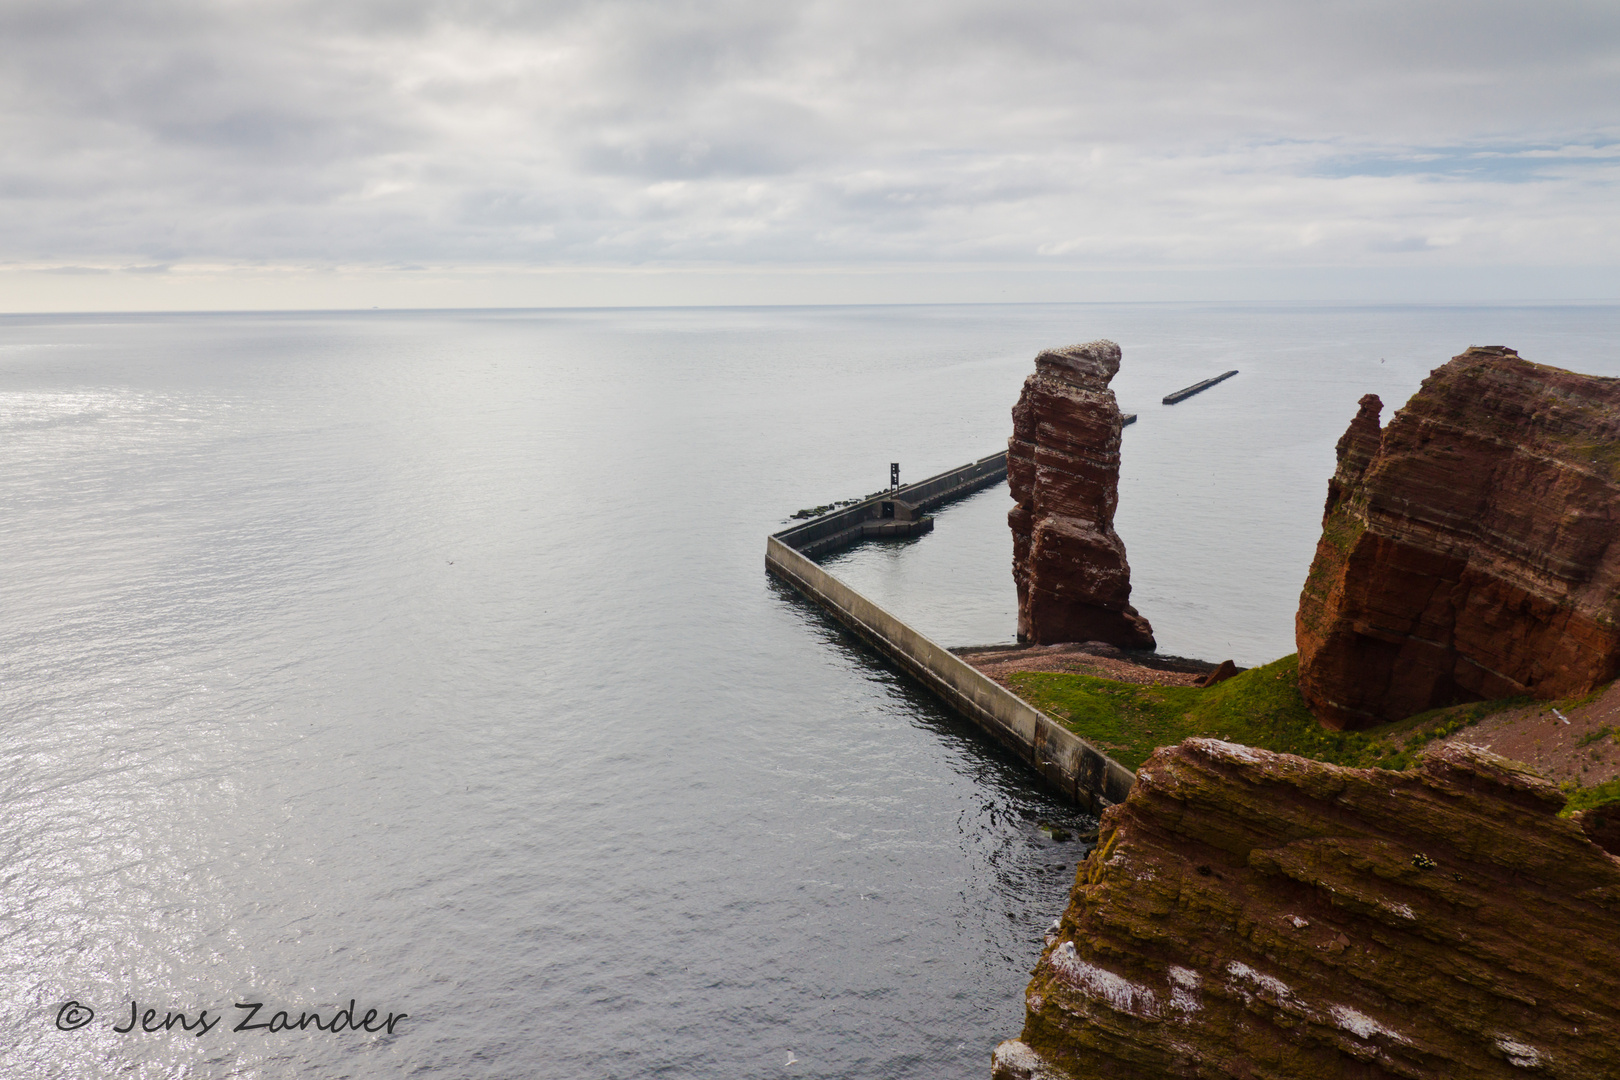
[995,739,1620,1080]
[1008,341,1154,649]
[1297,347,1620,730]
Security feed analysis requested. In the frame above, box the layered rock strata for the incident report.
[1009,341,1154,648]
[1297,347,1620,730]
[996,739,1620,1080]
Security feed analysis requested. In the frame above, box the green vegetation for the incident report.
[1558,682,1611,711]
[1562,778,1620,816]
[1009,655,1526,772]
[1550,430,1620,482]
[1011,655,1620,823]
[1577,725,1619,749]
[1319,506,1365,556]
[1299,508,1361,603]
[1389,696,1536,754]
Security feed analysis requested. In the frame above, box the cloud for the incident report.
[1,0,1618,273]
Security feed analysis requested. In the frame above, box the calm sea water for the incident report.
[1,303,1616,1079]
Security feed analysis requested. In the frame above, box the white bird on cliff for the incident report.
[785,1051,797,1066]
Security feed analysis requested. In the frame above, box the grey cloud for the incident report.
[580,137,800,178]
[1,0,1618,270]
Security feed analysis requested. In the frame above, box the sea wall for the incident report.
[766,531,1134,810]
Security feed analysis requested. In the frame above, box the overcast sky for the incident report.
[3,0,1618,308]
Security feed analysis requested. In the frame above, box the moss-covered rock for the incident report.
[995,740,1620,1080]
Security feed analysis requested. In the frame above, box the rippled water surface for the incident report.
[2,303,1616,1078]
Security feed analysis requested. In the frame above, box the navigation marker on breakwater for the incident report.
[1162,369,1238,404]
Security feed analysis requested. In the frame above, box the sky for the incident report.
[2,0,1619,310]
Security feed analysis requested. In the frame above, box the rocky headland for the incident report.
[1297,347,1620,730]
[995,739,1620,1080]
[1009,341,1155,649]
[991,343,1620,1079]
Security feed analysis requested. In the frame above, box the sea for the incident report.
[2,302,1616,1079]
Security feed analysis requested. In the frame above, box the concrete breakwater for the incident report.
[767,455,1136,810]
[1162,368,1238,404]
[776,451,1010,558]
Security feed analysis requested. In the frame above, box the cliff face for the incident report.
[995,739,1620,1080]
[1009,341,1155,649]
[1296,347,1620,730]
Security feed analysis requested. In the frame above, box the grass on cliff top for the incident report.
[1563,778,1620,816]
[1008,655,1530,772]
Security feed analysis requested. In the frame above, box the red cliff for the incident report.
[1296,347,1620,730]
[1009,341,1155,649]
[995,739,1620,1080]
